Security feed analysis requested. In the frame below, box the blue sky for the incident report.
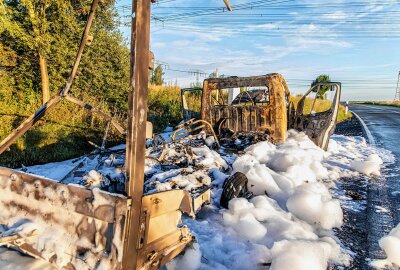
[116,0,400,101]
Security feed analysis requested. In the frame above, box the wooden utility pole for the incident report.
[122,0,151,268]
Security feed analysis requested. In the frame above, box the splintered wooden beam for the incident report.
[223,0,232,11]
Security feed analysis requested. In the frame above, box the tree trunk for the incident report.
[39,53,50,104]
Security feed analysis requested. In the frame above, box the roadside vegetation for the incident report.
[291,95,351,122]
[357,101,400,108]
[0,84,188,168]
[0,2,350,167]
[0,0,130,167]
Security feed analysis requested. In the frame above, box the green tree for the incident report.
[311,74,331,99]
[150,64,164,85]
[190,81,202,88]
[208,71,217,78]
[1,0,130,112]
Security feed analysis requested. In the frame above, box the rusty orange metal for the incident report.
[200,73,291,144]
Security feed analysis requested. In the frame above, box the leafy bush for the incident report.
[147,84,183,132]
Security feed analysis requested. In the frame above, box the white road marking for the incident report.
[351,111,376,146]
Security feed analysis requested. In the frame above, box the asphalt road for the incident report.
[348,104,400,269]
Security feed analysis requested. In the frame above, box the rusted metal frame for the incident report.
[310,85,321,114]
[317,83,341,150]
[181,87,202,121]
[65,95,125,134]
[202,74,292,142]
[212,106,271,133]
[296,82,339,114]
[171,119,220,148]
[0,0,100,155]
[205,75,270,89]
[201,74,279,125]
[122,0,151,268]
[59,0,100,97]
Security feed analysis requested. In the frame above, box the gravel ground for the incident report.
[334,116,397,270]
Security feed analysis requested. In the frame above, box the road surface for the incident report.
[346,104,400,269]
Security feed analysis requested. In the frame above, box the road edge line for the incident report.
[351,111,376,146]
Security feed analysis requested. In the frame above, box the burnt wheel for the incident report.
[220,172,251,209]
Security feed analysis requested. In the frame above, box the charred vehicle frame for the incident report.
[181,74,341,150]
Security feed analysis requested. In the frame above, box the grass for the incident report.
[356,101,400,108]
[0,85,186,168]
[147,85,183,132]
[0,95,124,168]
[291,95,351,122]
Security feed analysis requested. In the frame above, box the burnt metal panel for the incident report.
[211,106,273,134]
[201,73,289,143]
[291,82,342,150]
[0,168,127,269]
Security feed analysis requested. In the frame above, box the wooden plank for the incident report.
[122,0,152,268]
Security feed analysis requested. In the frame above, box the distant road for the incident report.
[350,104,400,155]
[348,103,400,267]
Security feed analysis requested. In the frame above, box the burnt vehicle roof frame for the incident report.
[181,74,341,149]
[201,73,291,144]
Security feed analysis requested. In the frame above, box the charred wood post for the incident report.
[122,0,151,268]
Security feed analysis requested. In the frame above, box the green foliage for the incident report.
[1,0,129,112]
[147,85,182,132]
[0,0,129,166]
[0,97,124,167]
[292,95,351,122]
[150,64,164,86]
[360,101,400,108]
[190,81,202,88]
[209,71,217,78]
[311,74,331,99]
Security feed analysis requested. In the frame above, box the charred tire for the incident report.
[220,172,249,209]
